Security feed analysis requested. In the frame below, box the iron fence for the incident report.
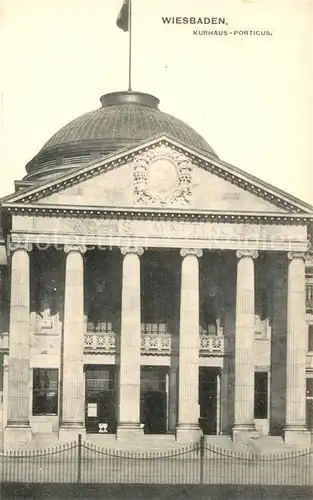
[1,435,313,485]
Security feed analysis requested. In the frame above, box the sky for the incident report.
[0,0,312,203]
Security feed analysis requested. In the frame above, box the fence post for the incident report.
[200,435,204,484]
[77,433,82,484]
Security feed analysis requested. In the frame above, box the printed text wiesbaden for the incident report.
[162,17,227,25]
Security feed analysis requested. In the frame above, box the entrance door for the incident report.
[85,365,116,434]
[199,368,218,435]
[140,366,167,434]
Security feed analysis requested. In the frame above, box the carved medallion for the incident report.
[148,159,178,200]
[132,145,193,205]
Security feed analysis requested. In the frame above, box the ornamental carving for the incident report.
[236,250,258,260]
[180,248,203,258]
[199,335,224,356]
[64,244,87,254]
[84,333,117,354]
[120,246,144,256]
[38,279,58,331]
[132,146,193,206]
[9,242,33,253]
[287,251,306,261]
[141,333,172,355]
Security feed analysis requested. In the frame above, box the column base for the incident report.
[116,423,144,443]
[59,424,85,443]
[284,426,311,446]
[4,424,32,449]
[176,423,202,443]
[232,423,259,443]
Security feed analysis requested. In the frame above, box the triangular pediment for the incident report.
[2,135,313,216]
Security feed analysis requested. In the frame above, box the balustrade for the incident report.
[83,332,225,356]
[84,333,117,354]
[140,333,172,355]
[199,335,225,356]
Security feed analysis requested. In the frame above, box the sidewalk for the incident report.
[2,484,313,500]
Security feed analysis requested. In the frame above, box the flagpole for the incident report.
[128,0,132,91]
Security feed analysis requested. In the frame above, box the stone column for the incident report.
[168,363,178,432]
[117,246,144,441]
[0,267,3,334]
[2,357,9,432]
[5,242,32,447]
[232,250,258,442]
[59,244,86,440]
[284,252,310,445]
[270,255,287,435]
[176,248,202,442]
[222,303,236,435]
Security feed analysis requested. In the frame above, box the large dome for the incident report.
[25,91,216,181]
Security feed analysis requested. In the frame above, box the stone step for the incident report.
[11,433,62,451]
[86,434,185,452]
[4,433,312,453]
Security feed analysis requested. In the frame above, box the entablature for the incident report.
[7,210,309,252]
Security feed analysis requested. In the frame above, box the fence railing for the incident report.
[1,435,313,485]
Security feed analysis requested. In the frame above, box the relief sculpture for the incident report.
[133,146,193,205]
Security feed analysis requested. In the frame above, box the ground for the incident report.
[1,485,313,500]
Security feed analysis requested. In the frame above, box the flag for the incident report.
[116,0,130,32]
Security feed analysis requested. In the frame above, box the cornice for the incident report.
[2,136,313,214]
[3,203,313,224]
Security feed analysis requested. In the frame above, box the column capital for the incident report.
[120,246,144,256]
[64,244,87,254]
[236,250,258,260]
[180,248,203,258]
[9,242,32,253]
[287,251,306,262]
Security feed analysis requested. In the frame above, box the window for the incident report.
[254,286,268,338]
[306,267,313,314]
[32,368,58,415]
[254,372,268,419]
[141,323,168,334]
[0,353,3,392]
[308,325,313,352]
[87,298,114,333]
[86,367,114,392]
[200,300,217,335]
[307,378,313,431]
[0,354,3,404]
[141,261,169,334]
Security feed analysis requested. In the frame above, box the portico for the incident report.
[1,113,312,448]
[2,196,311,448]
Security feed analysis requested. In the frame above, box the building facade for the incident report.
[0,91,313,449]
